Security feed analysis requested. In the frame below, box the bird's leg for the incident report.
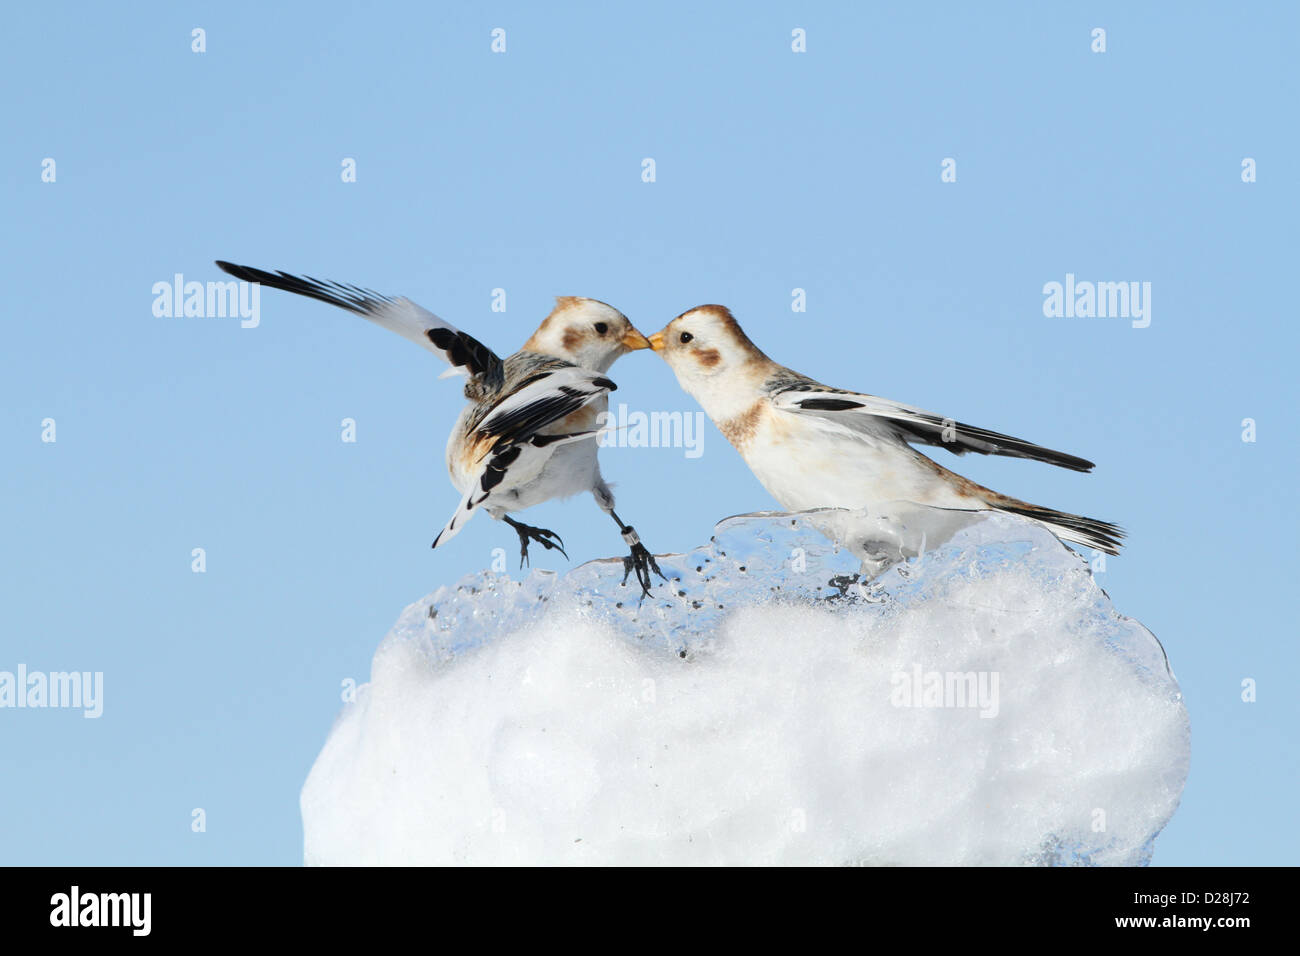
[609,510,667,598]
[502,515,567,568]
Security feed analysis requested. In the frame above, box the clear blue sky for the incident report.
[2,2,1295,865]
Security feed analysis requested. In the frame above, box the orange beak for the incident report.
[647,331,666,353]
[622,327,652,351]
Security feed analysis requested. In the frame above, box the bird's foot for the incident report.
[619,526,667,598]
[825,570,891,605]
[826,572,868,600]
[826,572,861,600]
[504,517,567,568]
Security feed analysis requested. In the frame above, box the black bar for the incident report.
[1,866,1278,941]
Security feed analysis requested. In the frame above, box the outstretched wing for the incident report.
[214,261,502,381]
[770,381,1095,473]
[432,366,617,547]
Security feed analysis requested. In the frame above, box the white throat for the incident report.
[675,365,762,423]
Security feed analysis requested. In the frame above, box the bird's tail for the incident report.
[983,492,1125,556]
[432,483,483,550]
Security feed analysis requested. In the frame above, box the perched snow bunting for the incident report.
[214,261,666,594]
[649,305,1123,556]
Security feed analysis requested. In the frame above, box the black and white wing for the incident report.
[214,261,502,382]
[769,379,1096,473]
[432,365,617,547]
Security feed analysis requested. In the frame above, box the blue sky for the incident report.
[1,1,1295,865]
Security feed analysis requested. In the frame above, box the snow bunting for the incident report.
[648,305,1123,556]
[214,261,666,594]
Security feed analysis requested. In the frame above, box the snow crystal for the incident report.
[302,509,1189,865]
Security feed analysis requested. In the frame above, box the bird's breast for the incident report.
[716,400,769,452]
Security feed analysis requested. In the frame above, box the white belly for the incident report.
[739,414,973,512]
[443,404,601,515]
[490,439,599,514]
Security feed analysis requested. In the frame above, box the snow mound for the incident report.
[301,509,1189,866]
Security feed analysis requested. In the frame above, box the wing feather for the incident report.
[771,384,1095,473]
[478,367,616,445]
[214,261,502,380]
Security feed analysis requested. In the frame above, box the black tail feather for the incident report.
[996,503,1125,556]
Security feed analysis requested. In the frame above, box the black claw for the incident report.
[504,519,568,568]
[621,542,666,599]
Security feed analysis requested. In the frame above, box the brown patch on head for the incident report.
[695,348,721,368]
[676,303,731,319]
[718,400,766,450]
[674,303,737,330]
[560,327,584,352]
[523,297,586,352]
[533,296,584,331]
[672,304,766,362]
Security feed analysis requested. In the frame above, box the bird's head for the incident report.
[648,305,767,391]
[522,296,650,372]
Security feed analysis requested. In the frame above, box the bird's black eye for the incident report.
[679,331,694,344]
[594,322,608,335]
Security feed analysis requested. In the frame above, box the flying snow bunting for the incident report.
[214,261,666,595]
[648,305,1123,557]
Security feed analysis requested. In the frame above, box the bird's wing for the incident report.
[214,261,502,381]
[770,382,1096,473]
[478,365,617,443]
[432,366,617,547]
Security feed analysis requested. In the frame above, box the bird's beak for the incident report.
[622,328,653,351]
[647,331,665,353]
